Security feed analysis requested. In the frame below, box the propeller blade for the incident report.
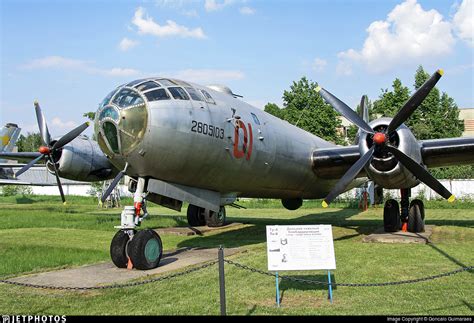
[316,86,374,134]
[47,155,66,204]
[14,154,44,178]
[34,101,51,146]
[51,122,90,151]
[387,69,443,134]
[359,95,369,123]
[101,171,125,203]
[322,146,375,207]
[385,145,455,201]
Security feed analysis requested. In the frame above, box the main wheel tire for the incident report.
[187,205,206,226]
[383,199,400,232]
[110,230,134,268]
[127,229,163,270]
[205,206,226,227]
[408,201,425,233]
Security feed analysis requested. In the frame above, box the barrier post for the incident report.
[218,246,226,316]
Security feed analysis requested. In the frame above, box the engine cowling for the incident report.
[359,118,421,189]
[47,135,117,182]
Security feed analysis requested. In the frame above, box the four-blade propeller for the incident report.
[317,69,455,207]
[15,101,89,203]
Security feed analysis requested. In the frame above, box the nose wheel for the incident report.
[110,229,163,270]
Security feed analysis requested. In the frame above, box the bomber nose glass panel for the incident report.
[94,78,208,157]
[95,86,148,156]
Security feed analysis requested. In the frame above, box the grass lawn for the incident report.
[0,195,472,315]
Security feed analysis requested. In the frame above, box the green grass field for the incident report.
[0,195,472,315]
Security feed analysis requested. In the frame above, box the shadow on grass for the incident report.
[15,196,36,204]
[176,207,474,250]
[176,209,373,249]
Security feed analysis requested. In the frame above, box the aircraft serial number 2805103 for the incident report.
[191,121,225,140]
[4,71,474,270]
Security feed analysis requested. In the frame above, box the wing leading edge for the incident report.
[312,137,474,180]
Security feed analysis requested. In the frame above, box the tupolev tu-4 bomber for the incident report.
[2,70,474,270]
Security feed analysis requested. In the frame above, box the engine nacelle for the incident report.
[359,118,422,189]
[47,135,117,182]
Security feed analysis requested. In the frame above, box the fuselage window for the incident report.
[251,113,261,125]
[157,79,177,86]
[184,87,204,101]
[135,81,160,92]
[99,106,119,121]
[168,87,190,100]
[99,89,118,109]
[200,90,216,104]
[126,79,147,87]
[112,88,144,108]
[144,88,171,102]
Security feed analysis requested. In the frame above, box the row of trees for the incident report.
[264,65,471,179]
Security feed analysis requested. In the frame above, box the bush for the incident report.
[2,185,33,196]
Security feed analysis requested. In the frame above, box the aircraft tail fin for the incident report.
[1,123,21,153]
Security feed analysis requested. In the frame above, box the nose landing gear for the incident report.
[110,177,164,270]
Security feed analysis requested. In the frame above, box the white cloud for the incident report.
[169,69,245,83]
[132,7,206,39]
[453,0,473,47]
[337,0,455,74]
[205,0,234,12]
[99,68,141,77]
[312,58,327,72]
[21,56,141,78]
[182,9,199,17]
[118,38,139,51]
[239,6,255,15]
[21,56,89,70]
[51,117,77,129]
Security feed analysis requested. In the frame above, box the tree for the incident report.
[83,112,96,121]
[372,66,463,140]
[16,133,42,152]
[264,77,343,144]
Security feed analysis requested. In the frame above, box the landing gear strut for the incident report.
[382,188,425,233]
[110,177,163,270]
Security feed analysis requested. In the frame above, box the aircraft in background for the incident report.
[1,69,473,270]
[0,123,45,185]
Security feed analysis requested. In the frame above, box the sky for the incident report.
[1,0,473,137]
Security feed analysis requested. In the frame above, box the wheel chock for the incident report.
[127,257,133,270]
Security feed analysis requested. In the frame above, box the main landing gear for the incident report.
[187,204,226,227]
[383,188,425,233]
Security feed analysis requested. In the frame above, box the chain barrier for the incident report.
[1,258,472,291]
[0,260,218,291]
[223,259,473,287]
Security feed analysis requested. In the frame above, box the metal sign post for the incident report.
[266,225,337,305]
[327,271,333,303]
[275,271,280,307]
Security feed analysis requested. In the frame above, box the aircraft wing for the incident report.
[0,178,57,186]
[312,137,474,180]
[0,152,42,163]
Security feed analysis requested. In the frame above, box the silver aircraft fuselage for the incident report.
[95,78,363,199]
